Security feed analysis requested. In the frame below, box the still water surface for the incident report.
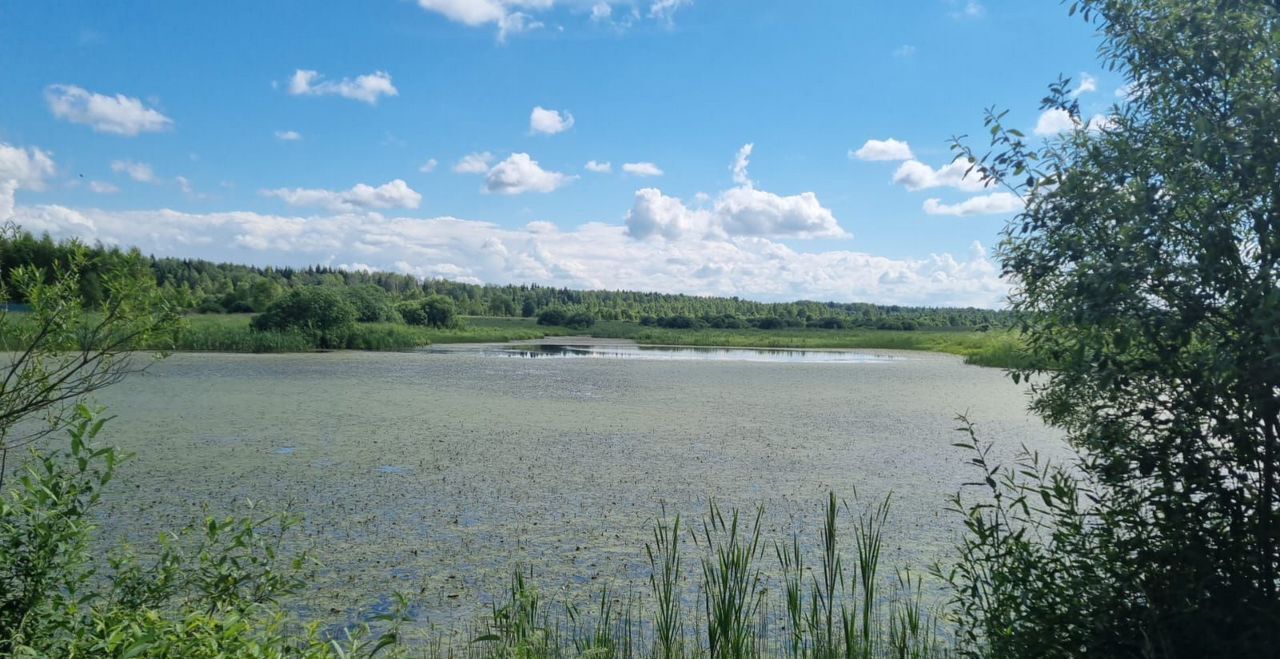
[90,344,1062,633]
[428,342,903,363]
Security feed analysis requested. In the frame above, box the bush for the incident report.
[343,284,399,323]
[564,311,595,330]
[194,296,224,314]
[537,306,595,330]
[535,307,566,327]
[396,295,457,328]
[251,287,357,349]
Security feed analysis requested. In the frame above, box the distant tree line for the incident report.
[0,230,1009,330]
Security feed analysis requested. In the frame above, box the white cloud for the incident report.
[530,106,574,134]
[851,138,914,162]
[0,143,56,220]
[715,186,845,239]
[626,188,714,240]
[1071,73,1098,98]
[416,0,686,38]
[892,44,916,58]
[731,143,754,186]
[622,162,663,177]
[0,144,56,190]
[111,160,156,183]
[262,179,422,212]
[275,130,303,141]
[650,0,691,21]
[415,0,547,40]
[454,151,494,174]
[585,160,612,173]
[419,158,439,173]
[10,197,1005,307]
[287,69,398,105]
[1086,114,1117,132]
[44,84,173,136]
[484,153,574,194]
[1033,108,1077,136]
[892,159,986,192]
[175,176,194,195]
[627,144,846,240]
[923,191,1023,216]
[950,1,984,18]
[88,181,119,194]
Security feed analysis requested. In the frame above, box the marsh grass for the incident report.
[157,314,551,353]
[446,493,951,658]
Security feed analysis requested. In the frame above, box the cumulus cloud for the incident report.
[731,143,754,186]
[627,144,845,240]
[45,84,173,136]
[9,196,1006,307]
[0,143,57,220]
[287,69,398,104]
[454,152,494,174]
[850,138,914,162]
[585,160,612,173]
[0,144,56,190]
[88,181,119,194]
[110,160,156,183]
[262,179,422,212]
[923,191,1023,216]
[484,153,574,194]
[275,130,302,141]
[1071,73,1098,98]
[1033,108,1077,136]
[415,0,688,38]
[530,106,574,134]
[892,159,986,192]
[622,162,663,177]
[625,188,714,240]
[649,0,691,21]
[415,0,548,40]
[419,158,439,173]
[714,186,844,238]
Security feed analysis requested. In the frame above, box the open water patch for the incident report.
[428,342,904,364]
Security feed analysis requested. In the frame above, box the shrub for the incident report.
[343,284,399,323]
[564,310,595,330]
[251,287,357,349]
[536,307,567,327]
[396,295,457,328]
[537,306,595,330]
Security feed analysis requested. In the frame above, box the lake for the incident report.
[89,341,1063,634]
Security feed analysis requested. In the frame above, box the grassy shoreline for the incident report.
[156,314,1031,369]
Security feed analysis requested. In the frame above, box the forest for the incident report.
[0,229,1008,332]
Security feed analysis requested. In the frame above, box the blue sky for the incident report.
[0,1,1120,307]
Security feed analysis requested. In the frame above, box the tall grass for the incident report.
[153,315,553,353]
[446,493,951,658]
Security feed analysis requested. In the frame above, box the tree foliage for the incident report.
[0,230,1008,330]
[250,287,356,349]
[945,1,1280,656]
[396,294,457,328]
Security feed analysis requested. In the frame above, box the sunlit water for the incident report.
[85,345,1064,635]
